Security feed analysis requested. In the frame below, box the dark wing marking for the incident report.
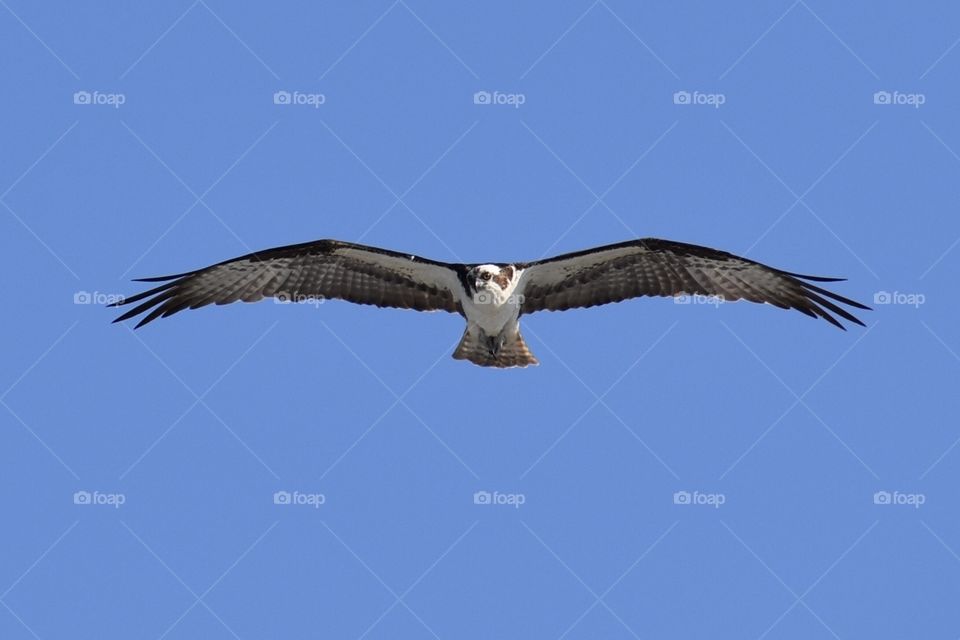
[111,240,465,327]
[517,238,870,329]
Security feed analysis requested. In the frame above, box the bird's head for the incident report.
[469,265,514,293]
[467,264,518,305]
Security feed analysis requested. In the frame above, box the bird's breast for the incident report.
[462,292,521,334]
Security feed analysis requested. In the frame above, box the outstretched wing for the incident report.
[111,240,466,328]
[517,238,870,329]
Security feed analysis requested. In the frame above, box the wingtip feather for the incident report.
[783,271,847,283]
[132,273,185,283]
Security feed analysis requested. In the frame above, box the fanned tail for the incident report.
[452,325,539,368]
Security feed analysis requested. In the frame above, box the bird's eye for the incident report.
[481,272,491,281]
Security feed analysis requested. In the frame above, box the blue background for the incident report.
[2,2,959,638]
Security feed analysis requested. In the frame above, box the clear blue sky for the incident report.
[2,2,959,638]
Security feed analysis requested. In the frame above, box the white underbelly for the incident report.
[463,296,520,334]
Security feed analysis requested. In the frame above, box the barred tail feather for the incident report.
[452,326,539,368]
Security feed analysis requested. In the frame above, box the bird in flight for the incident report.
[112,237,869,368]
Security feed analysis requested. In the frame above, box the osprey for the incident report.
[112,237,869,368]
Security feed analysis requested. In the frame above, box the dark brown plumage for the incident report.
[515,238,869,329]
[111,236,869,368]
[111,240,464,328]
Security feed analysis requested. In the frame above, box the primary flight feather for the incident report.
[112,237,870,368]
